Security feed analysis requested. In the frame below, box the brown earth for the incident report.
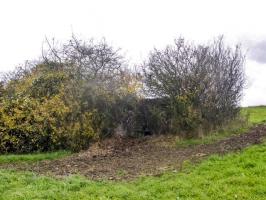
[1,125,266,181]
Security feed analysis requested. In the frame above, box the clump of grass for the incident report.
[0,151,70,164]
[116,169,127,177]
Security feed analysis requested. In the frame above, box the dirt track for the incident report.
[1,125,266,180]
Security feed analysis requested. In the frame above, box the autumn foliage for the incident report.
[0,36,245,153]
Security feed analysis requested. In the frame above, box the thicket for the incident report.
[0,36,245,153]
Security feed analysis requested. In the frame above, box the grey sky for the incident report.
[248,40,266,64]
[0,0,266,106]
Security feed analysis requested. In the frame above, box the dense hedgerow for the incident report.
[0,36,245,153]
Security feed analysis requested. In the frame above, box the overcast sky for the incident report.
[0,0,266,106]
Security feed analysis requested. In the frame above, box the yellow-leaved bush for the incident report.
[0,65,97,153]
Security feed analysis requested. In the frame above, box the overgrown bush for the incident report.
[0,37,141,153]
[143,36,245,136]
[0,64,97,153]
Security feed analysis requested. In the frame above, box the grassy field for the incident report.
[0,141,265,200]
[242,106,266,124]
[0,106,266,200]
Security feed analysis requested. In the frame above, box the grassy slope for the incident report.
[0,142,265,200]
[176,106,266,147]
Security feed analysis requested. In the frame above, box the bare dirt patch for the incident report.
[1,125,266,180]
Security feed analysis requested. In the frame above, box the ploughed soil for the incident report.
[1,125,266,181]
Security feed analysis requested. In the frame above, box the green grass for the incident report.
[0,151,70,164]
[0,141,265,200]
[176,124,248,147]
[241,106,266,124]
[0,106,266,199]
[176,106,266,147]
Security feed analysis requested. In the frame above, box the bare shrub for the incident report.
[143,36,245,136]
